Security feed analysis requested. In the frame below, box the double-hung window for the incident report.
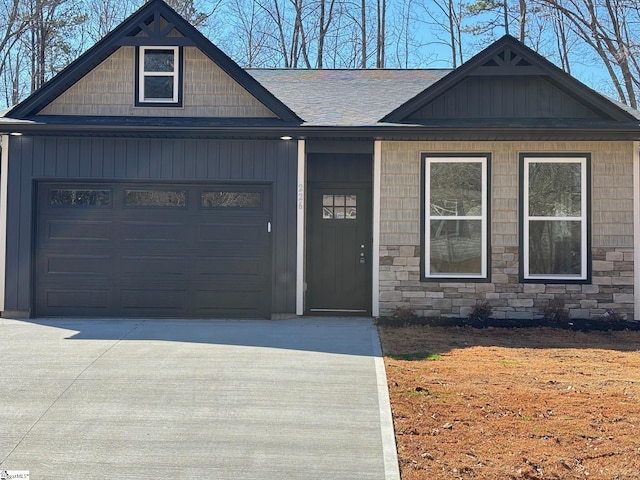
[522,155,589,281]
[423,154,489,279]
[137,46,181,105]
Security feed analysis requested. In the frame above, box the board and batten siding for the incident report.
[38,47,276,118]
[3,136,297,317]
[379,140,635,321]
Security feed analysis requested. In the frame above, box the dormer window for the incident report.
[137,46,182,106]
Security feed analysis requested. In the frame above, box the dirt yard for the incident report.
[378,325,640,479]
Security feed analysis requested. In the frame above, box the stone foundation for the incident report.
[379,246,635,321]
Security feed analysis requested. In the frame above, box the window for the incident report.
[137,46,181,105]
[322,194,357,220]
[49,189,111,207]
[522,155,589,281]
[201,191,262,208]
[125,190,186,207]
[423,155,489,279]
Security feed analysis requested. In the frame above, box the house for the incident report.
[1,0,639,320]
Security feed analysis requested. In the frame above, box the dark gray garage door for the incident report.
[35,182,272,318]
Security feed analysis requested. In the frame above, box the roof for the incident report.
[0,3,639,141]
[247,69,450,126]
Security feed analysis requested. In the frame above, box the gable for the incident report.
[38,47,276,118]
[383,36,638,126]
[7,0,299,123]
[408,75,601,122]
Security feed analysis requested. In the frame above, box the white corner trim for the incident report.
[296,139,306,316]
[372,141,382,317]
[0,135,9,311]
[634,142,640,321]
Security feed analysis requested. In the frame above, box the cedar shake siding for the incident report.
[38,47,277,118]
[379,140,635,321]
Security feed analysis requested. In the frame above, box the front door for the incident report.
[306,184,372,314]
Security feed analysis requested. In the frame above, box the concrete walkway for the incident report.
[0,317,399,479]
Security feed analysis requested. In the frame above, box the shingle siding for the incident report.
[379,140,636,321]
[38,47,276,118]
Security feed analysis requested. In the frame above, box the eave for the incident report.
[1,120,639,141]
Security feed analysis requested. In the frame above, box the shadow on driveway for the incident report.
[12,317,379,356]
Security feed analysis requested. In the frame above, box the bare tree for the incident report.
[0,0,30,105]
[23,0,88,92]
[316,0,336,67]
[360,0,366,67]
[418,0,467,67]
[533,0,639,108]
[86,0,136,41]
[376,0,385,67]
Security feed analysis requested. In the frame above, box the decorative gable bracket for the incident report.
[117,9,196,46]
[470,46,544,76]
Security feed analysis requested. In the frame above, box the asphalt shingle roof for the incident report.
[247,69,451,126]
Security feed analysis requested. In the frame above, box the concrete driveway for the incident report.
[0,317,399,479]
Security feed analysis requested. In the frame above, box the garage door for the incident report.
[35,183,272,318]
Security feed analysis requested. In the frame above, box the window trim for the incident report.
[135,46,182,106]
[421,153,491,281]
[520,153,591,283]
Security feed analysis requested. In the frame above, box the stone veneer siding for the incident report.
[379,141,636,321]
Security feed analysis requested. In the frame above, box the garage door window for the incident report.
[125,190,186,207]
[201,191,261,208]
[49,189,111,207]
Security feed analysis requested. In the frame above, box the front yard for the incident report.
[378,325,640,479]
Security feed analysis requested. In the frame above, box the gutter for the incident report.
[1,122,640,141]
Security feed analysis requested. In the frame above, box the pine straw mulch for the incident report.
[378,325,640,479]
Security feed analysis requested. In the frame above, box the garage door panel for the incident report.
[121,289,187,309]
[44,254,112,276]
[45,290,110,309]
[195,256,265,276]
[45,220,113,241]
[121,255,189,276]
[197,223,265,243]
[121,221,187,241]
[36,182,272,318]
[194,290,265,316]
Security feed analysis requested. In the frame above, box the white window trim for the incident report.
[138,46,179,104]
[522,156,588,281]
[424,156,488,279]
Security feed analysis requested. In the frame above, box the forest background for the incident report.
[0,0,639,111]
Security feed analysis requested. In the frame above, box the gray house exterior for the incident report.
[1,0,640,320]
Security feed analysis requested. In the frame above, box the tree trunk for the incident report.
[361,0,366,68]
[376,0,385,67]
